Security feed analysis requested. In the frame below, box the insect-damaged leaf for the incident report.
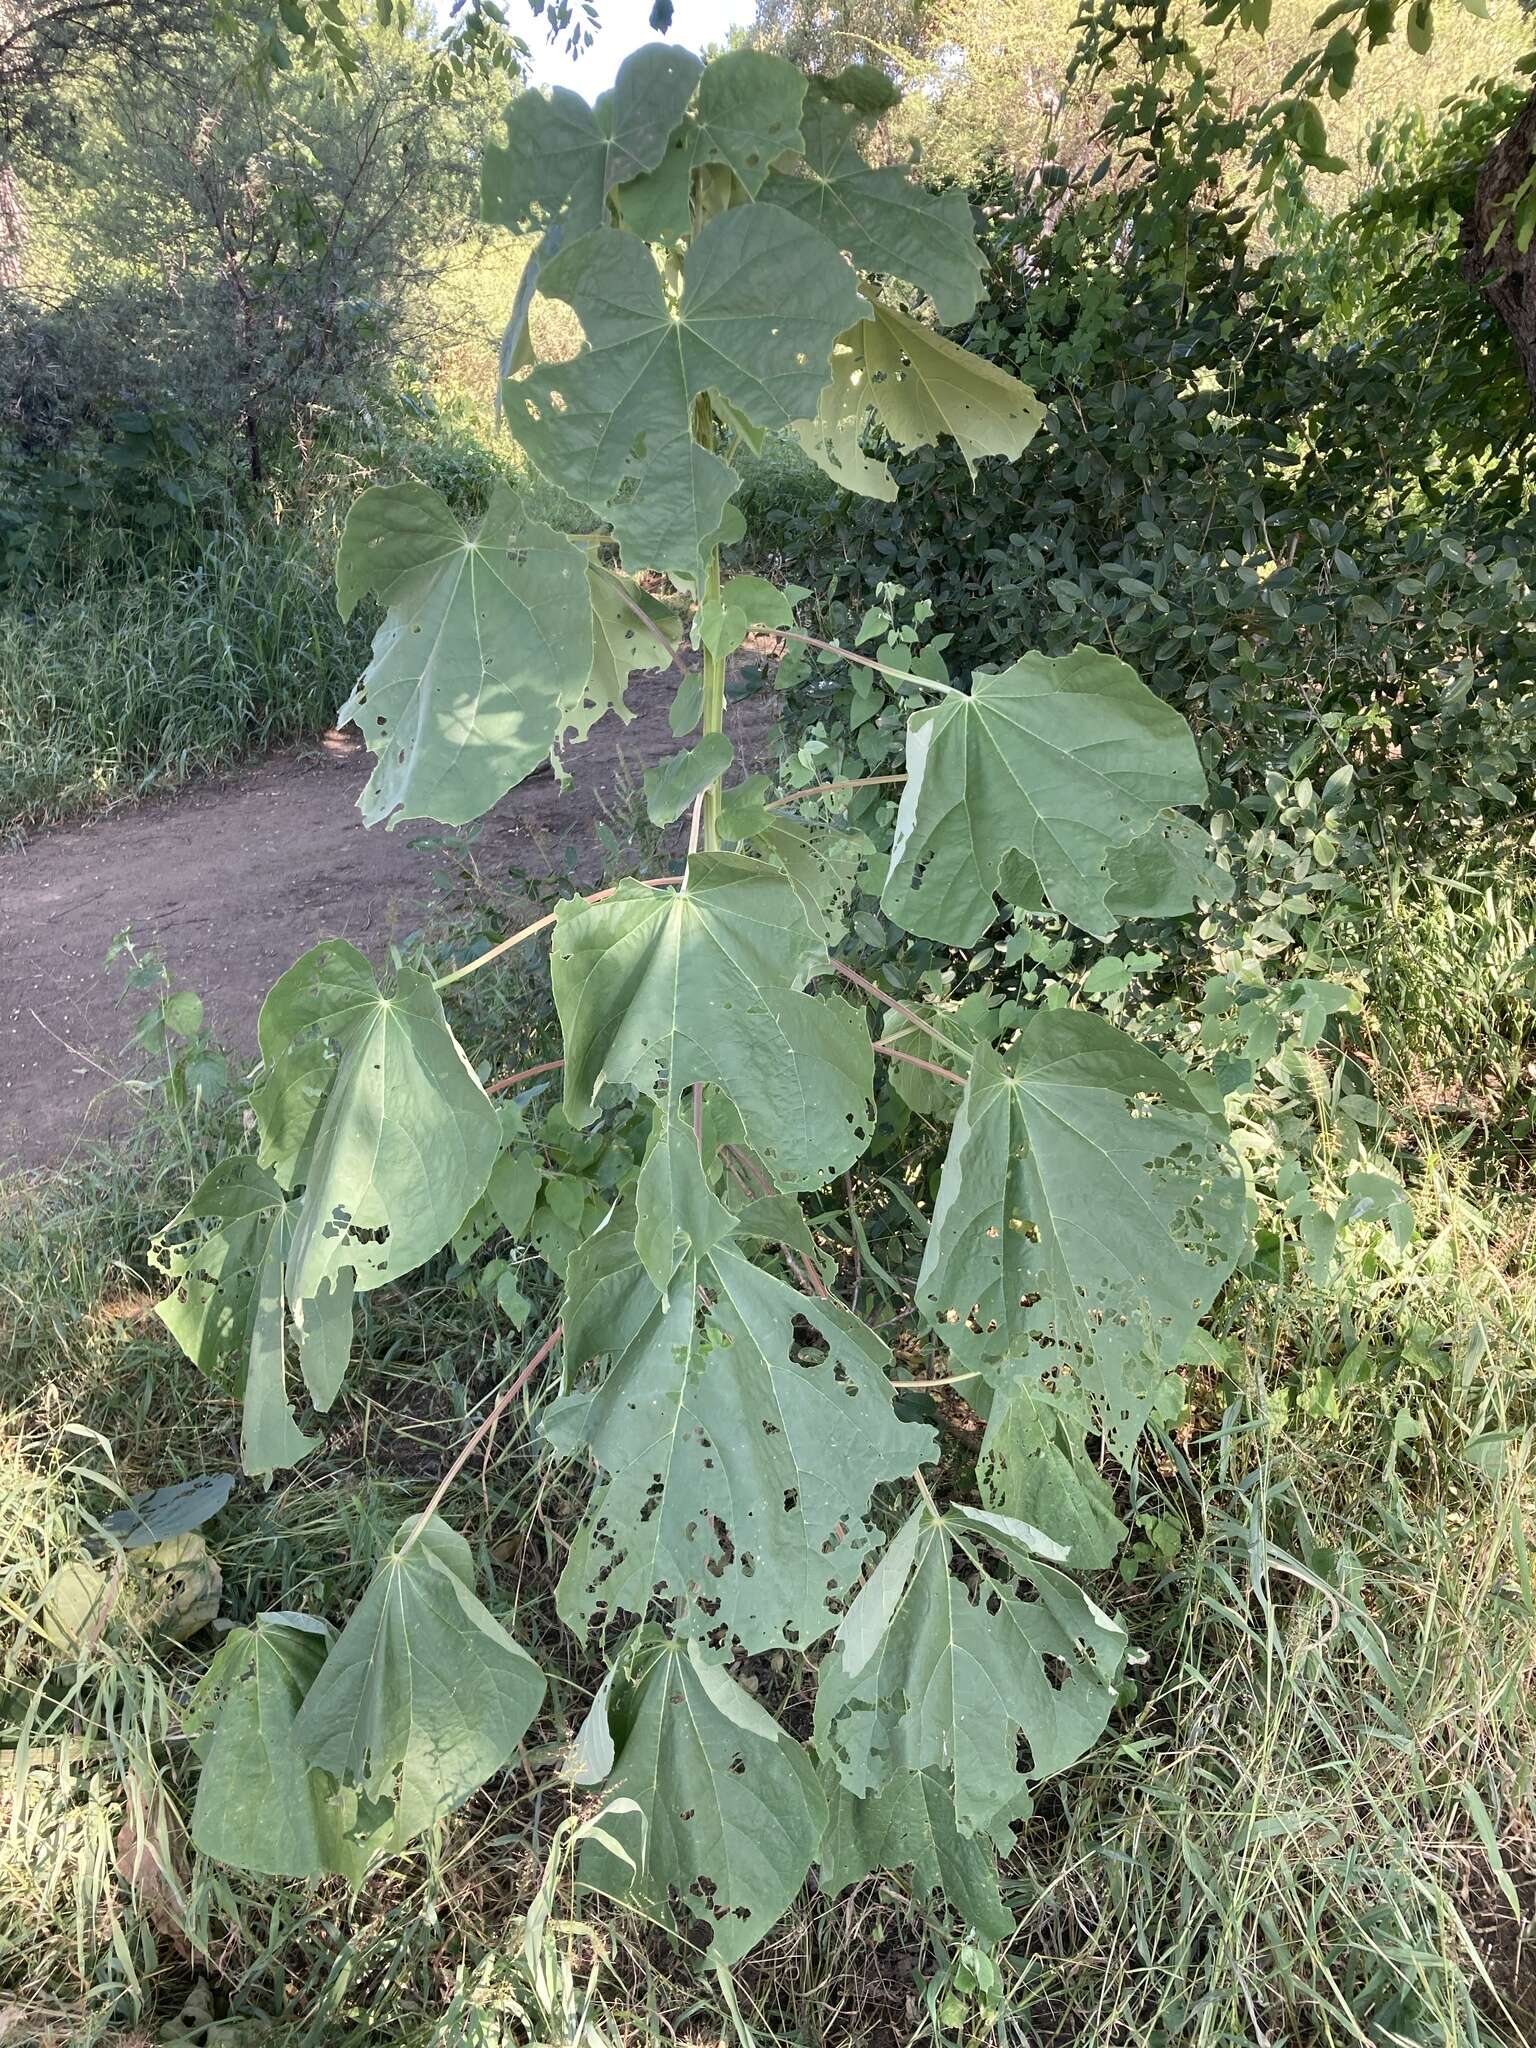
[292,1516,545,1846]
[546,1147,933,1656]
[152,1158,353,1479]
[506,209,864,584]
[813,1506,1126,1841]
[551,851,874,1192]
[882,647,1208,943]
[481,42,701,238]
[818,1763,1011,1940]
[761,98,983,324]
[916,1014,1247,1461]
[335,482,594,829]
[792,300,1042,501]
[976,1380,1126,1571]
[577,1634,825,1965]
[251,941,500,1310]
[614,50,808,239]
[189,1614,382,1881]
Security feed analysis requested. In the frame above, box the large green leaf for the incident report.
[335,482,594,829]
[813,1505,1126,1840]
[481,42,702,237]
[152,1158,353,1480]
[881,647,1207,942]
[546,1150,932,1654]
[818,1763,1011,1939]
[761,98,982,323]
[189,1614,376,1880]
[916,1014,1247,1460]
[793,300,1042,500]
[577,1634,825,1964]
[507,210,865,583]
[252,941,500,1307]
[551,851,874,1192]
[292,1516,545,1846]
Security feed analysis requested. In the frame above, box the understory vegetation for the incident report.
[3,0,1536,2044]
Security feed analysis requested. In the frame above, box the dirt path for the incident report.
[1,674,776,1170]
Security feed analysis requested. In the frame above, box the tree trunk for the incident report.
[1462,84,1536,403]
[0,158,23,290]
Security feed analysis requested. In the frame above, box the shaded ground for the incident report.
[1,671,776,1168]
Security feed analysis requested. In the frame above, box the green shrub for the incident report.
[770,158,1536,841]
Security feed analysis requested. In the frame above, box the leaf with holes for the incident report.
[818,1763,1011,1940]
[813,1505,1126,1839]
[152,1158,353,1479]
[564,559,682,746]
[506,210,864,584]
[481,42,702,237]
[794,301,1041,500]
[545,1145,933,1654]
[882,648,1207,943]
[916,1014,1246,1461]
[761,97,983,323]
[577,1634,826,1964]
[292,1516,545,1846]
[976,1379,1125,1571]
[251,941,500,1311]
[614,49,808,240]
[718,775,873,947]
[1106,808,1235,921]
[335,482,594,829]
[189,1614,381,1880]
[551,851,873,1191]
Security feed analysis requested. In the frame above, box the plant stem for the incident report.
[397,1322,563,1560]
[873,1039,966,1087]
[777,628,957,693]
[831,958,972,1062]
[765,774,908,809]
[432,876,684,994]
[488,1058,564,1097]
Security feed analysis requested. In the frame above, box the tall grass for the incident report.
[0,526,365,839]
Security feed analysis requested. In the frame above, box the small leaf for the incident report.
[253,941,501,1309]
[577,1636,826,1964]
[977,1382,1125,1570]
[91,1475,235,1555]
[643,733,734,825]
[293,1515,545,1845]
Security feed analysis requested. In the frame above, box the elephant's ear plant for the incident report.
[158,44,1249,1962]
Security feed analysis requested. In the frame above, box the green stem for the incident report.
[699,541,725,853]
[694,392,725,855]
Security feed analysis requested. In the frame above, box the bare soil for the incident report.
[0,671,777,1170]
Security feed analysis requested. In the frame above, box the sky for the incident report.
[520,0,760,96]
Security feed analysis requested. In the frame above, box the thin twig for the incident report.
[434,876,684,994]
[873,1040,966,1087]
[831,958,971,1063]
[778,628,955,693]
[488,1058,564,1097]
[764,774,907,809]
[396,1323,563,1562]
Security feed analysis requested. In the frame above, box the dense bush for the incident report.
[773,150,1536,841]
